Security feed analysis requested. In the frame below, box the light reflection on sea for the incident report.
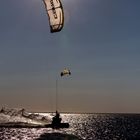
[0,113,140,140]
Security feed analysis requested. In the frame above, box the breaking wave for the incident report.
[0,107,51,126]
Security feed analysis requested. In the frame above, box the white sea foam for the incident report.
[0,107,51,125]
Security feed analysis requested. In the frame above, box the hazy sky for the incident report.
[0,0,140,113]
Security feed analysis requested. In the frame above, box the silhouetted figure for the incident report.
[52,111,62,128]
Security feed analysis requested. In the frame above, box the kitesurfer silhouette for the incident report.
[52,110,62,127]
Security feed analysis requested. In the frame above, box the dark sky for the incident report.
[0,0,140,113]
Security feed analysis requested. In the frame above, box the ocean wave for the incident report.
[0,107,51,125]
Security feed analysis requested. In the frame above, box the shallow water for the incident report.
[0,113,140,140]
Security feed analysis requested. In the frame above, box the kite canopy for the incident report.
[43,0,64,33]
[60,69,71,77]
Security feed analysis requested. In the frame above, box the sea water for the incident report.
[0,113,140,140]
